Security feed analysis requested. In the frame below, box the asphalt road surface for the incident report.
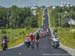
[0,8,71,56]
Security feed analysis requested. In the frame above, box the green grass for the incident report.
[57,28,75,48]
[0,28,26,40]
[0,28,38,50]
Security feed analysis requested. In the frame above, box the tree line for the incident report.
[0,6,38,29]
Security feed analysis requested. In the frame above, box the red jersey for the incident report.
[30,34,35,41]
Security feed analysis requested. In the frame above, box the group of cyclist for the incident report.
[24,31,40,49]
[24,28,49,49]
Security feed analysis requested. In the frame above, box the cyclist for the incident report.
[35,32,40,48]
[29,33,35,49]
[25,34,30,48]
[2,35,9,51]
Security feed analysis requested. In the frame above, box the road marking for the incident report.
[18,52,22,55]
[42,53,74,56]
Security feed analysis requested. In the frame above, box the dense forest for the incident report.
[0,6,38,29]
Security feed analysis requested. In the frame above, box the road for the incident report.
[0,8,71,56]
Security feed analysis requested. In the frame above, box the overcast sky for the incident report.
[0,0,75,7]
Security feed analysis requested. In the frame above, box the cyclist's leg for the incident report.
[25,42,28,48]
[28,41,30,48]
[31,41,34,49]
[36,39,39,48]
[3,43,6,51]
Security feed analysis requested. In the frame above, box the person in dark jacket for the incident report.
[36,32,40,41]
[35,32,40,48]
[2,35,8,51]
